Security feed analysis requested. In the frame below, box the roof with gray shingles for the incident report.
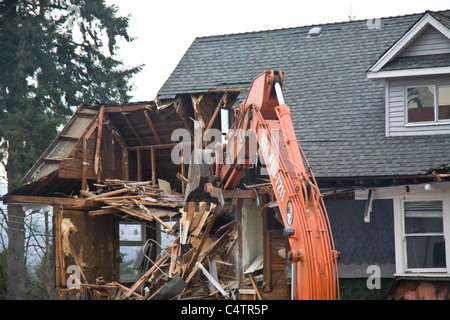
[157,11,450,178]
[382,53,450,71]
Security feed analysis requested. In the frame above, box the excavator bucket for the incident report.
[183,150,224,209]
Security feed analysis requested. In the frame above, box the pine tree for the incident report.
[0,0,142,299]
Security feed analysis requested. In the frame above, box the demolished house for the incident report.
[3,97,282,300]
[3,9,450,300]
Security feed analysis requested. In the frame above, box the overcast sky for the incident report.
[106,0,450,102]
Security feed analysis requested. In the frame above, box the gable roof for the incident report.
[157,10,450,179]
[368,12,450,74]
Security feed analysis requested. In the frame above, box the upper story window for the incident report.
[406,85,450,123]
[366,13,450,137]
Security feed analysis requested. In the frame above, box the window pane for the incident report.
[405,201,443,233]
[119,223,142,242]
[119,245,141,282]
[407,86,435,122]
[438,86,450,120]
[404,200,442,218]
[160,221,177,250]
[405,217,443,233]
[406,236,446,269]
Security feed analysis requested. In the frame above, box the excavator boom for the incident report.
[185,70,339,300]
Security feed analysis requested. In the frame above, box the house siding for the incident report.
[400,25,450,57]
[387,75,450,136]
[325,199,395,277]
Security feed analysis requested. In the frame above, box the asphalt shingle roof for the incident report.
[157,11,450,178]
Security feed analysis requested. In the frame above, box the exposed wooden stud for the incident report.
[205,92,228,133]
[54,208,63,288]
[123,150,129,181]
[151,146,156,186]
[82,138,88,191]
[137,148,142,182]
[181,148,186,194]
[94,106,105,176]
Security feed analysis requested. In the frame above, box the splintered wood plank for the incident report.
[133,199,175,233]
[181,202,195,244]
[249,273,263,300]
[184,208,218,277]
[190,202,206,232]
[190,203,213,236]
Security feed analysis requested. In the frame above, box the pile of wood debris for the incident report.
[79,179,241,300]
[81,179,183,224]
[112,201,238,300]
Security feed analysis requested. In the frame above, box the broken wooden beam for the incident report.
[94,106,104,176]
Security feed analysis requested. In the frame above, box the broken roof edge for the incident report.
[20,101,161,185]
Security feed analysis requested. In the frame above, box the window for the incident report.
[403,201,446,271]
[438,86,450,121]
[158,220,177,254]
[119,223,146,282]
[406,85,450,123]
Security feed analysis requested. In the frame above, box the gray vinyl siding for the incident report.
[387,75,450,136]
[400,25,450,57]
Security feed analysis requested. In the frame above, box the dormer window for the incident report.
[367,12,450,136]
[406,85,450,123]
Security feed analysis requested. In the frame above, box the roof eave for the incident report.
[367,66,450,79]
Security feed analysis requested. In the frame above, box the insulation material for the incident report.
[61,218,77,257]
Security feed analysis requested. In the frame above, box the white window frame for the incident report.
[404,84,450,125]
[393,193,450,276]
[119,222,146,282]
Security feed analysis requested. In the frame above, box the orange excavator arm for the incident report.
[185,70,339,300]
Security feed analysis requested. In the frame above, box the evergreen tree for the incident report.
[0,0,142,299]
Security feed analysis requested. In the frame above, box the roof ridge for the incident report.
[195,9,450,40]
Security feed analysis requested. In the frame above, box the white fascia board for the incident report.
[367,66,450,79]
[369,14,450,73]
[354,181,450,200]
